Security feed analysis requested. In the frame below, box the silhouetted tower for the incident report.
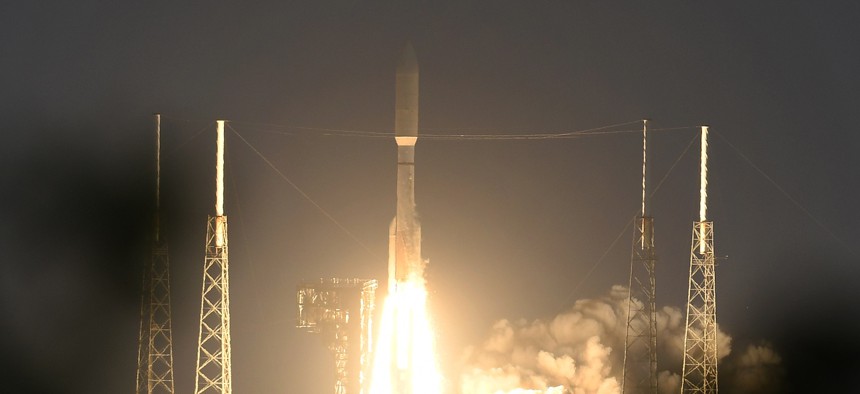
[195,120,233,394]
[136,113,176,394]
[296,278,378,394]
[681,126,718,393]
[622,119,658,394]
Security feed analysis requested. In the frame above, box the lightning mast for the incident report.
[136,113,176,394]
[622,119,658,394]
[681,126,718,393]
[195,120,233,394]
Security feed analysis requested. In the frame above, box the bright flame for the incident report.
[370,277,442,394]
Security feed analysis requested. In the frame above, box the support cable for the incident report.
[227,124,379,260]
[227,161,269,325]
[559,131,700,309]
[162,114,694,140]
[164,121,215,158]
[233,120,695,141]
[713,130,856,259]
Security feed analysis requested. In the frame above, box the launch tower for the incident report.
[297,278,378,394]
[194,120,233,394]
[136,113,176,394]
[681,126,718,393]
[621,119,658,394]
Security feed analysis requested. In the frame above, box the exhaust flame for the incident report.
[370,277,443,394]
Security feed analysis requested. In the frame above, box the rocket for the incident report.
[388,43,423,292]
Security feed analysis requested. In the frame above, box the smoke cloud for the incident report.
[459,286,782,394]
[721,342,785,393]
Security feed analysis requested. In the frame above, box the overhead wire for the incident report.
[226,119,698,140]
[226,118,699,278]
[158,115,704,286]
[154,114,697,270]
[155,114,850,313]
[226,158,270,326]
[157,114,694,141]
[226,123,380,260]
[558,129,701,310]
[713,130,857,259]
[164,120,215,158]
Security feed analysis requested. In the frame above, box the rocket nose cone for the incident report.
[397,42,418,74]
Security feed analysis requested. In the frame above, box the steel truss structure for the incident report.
[136,113,176,394]
[622,216,658,394]
[195,216,233,394]
[681,221,718,393]
[297,278,378,394]
[136,241,176,394]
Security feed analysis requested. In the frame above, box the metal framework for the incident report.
[195,216,232,394]
[136,113,176,394]
[297,278,378,394]
[682,126,718,393]
[681,221,718,393]
[136,242,176,394]
[622,119,657,394]
[622,217,658,394]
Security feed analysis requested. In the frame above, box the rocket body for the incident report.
[389,43,422,292]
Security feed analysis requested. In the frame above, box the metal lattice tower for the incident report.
[136,113,176,394]
[681,126,718,393]
[622,119,658,394]
[195,120,233,394]
[297,278,378,394]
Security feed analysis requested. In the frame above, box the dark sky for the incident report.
[2,2,858,393]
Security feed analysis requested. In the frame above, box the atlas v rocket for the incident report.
[388,43,423,292]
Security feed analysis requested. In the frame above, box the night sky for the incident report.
[2,2,859,393]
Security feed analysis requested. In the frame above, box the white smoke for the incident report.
[459,285,780,394]
[721,342,785,393]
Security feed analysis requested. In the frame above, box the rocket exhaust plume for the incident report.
[371,43,442,394]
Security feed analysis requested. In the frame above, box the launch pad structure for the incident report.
[621,120,658,394]
[194,120,234,394]
[297,278,378,394]
[681,126,719,393]
[136,113,176,394]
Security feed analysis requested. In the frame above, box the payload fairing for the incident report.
[388,43,423,292]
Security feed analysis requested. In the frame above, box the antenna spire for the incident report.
[215,120,225,217]
[155,114,162,242]
[700,125,709,222]
[641,119,648,218]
